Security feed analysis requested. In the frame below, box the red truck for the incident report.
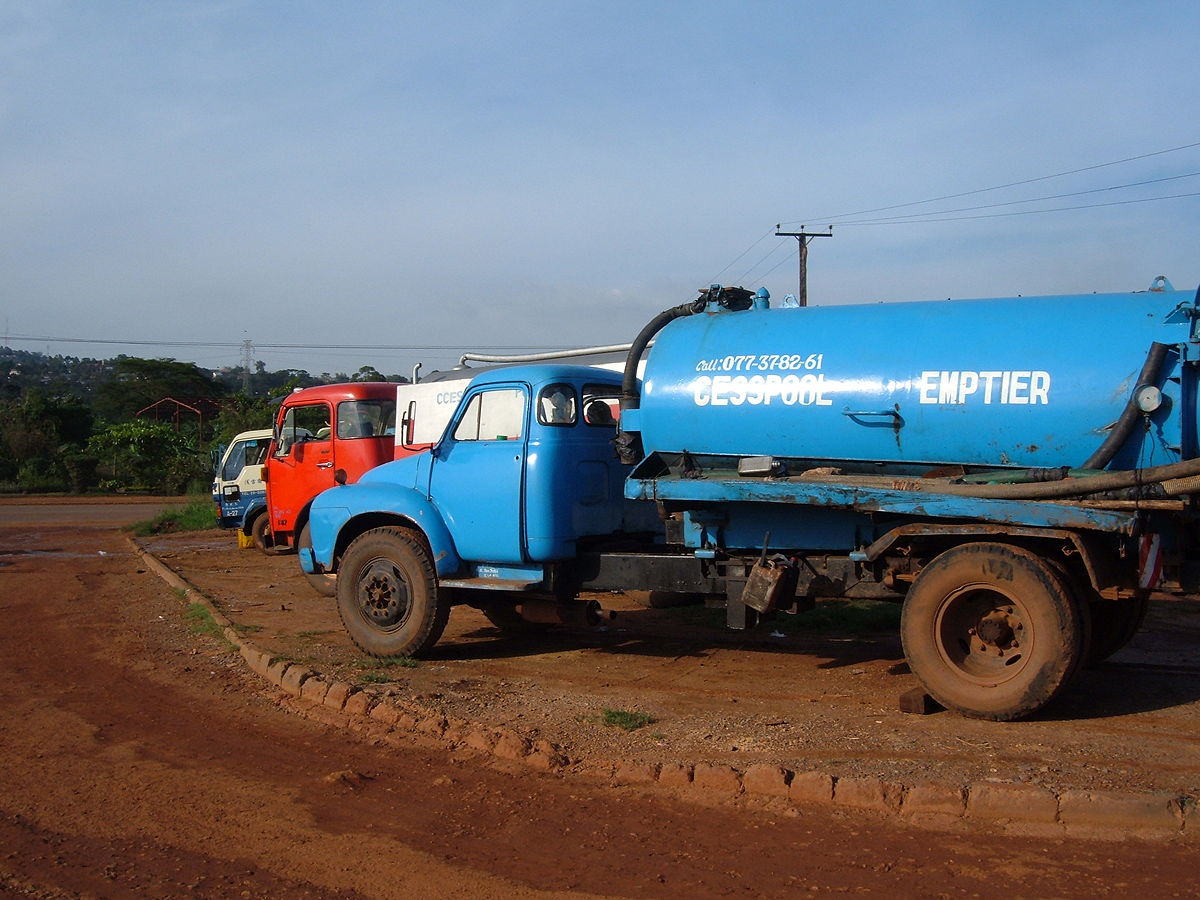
[258,383,400,592]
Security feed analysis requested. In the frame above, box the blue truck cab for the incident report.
[303,365,648,654]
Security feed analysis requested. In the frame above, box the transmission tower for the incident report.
[240,339,255,393]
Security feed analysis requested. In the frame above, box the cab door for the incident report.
[268,401,334,542]
[427,384,527,564]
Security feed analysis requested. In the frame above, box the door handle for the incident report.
[316,461,334,469]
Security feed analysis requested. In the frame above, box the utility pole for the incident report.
[774,226,832,307]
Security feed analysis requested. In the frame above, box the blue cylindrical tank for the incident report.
[636,289,1199,471]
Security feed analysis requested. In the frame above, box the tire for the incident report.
[250,513,281,556]
[336,527,449,658]
[298,523,337,598]
[901,542,1086,721]
[1087,595,1149,665]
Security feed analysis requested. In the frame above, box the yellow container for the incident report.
[236,531,256,550]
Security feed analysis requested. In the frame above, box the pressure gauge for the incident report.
[1135,384,1163,413]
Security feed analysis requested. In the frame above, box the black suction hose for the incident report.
[615,298,705,464]
[1081,342,1171,469]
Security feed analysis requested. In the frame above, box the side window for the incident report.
[276,404,331,455]
[452,388,526,442]
[246,438,270,466]
[337,399,397,439]
[582,384,620,426]
[536,383,577,426]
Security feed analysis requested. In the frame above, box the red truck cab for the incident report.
[263,382,399,556]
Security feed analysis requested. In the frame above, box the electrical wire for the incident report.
[828,172,1200,225]
[779,139,1200,226]
[829,190,1200,226]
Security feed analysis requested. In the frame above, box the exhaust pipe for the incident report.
[518,598,614,627]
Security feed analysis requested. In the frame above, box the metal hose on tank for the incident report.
[1080,342,1171,470]
[801,455,1200,499]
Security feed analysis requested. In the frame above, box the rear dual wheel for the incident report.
[901,543,1088,721]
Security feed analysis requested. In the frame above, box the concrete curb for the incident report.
[130,537,1197,842]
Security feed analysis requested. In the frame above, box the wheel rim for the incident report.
[933,583,1032,685]
[355,557,412,632]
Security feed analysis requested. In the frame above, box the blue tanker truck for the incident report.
[302,279,1200,720]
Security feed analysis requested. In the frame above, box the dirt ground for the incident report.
[1,502,1198,898]
[144,528,1200,800]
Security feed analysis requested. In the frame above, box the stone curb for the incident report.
[130,537,1197,842]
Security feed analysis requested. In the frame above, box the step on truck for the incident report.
[302,279,1200,720]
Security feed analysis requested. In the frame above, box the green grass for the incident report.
[790,598,902,632]
[183,602,233,649]
[354,654,419,685]
[601,708,656,731]
[128,495,216,536]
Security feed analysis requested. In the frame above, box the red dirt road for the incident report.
[0,509,1197,897]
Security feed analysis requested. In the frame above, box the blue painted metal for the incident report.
[306,365,633,572]
[625,468,1138,540]
[635,290,1199,471]
[302,452,462,576]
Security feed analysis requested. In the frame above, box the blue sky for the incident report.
[3,1,1198,376]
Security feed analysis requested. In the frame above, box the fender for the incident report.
[302,481,463,578]
[239,501,268,535]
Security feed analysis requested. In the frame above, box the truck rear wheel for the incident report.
[336,527,448,658]
[901,542,1086,721]
[1087,595,1149,665]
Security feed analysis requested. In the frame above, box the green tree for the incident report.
[0,390,94,492]
[209,395,276,447]
[87,420,204,493]
[351,365,387,382]
[93,356,228,423]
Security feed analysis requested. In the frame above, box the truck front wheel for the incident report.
[298,523,337,597]
[250,513,279,555]
[336,528,449,658]
[901,542,1087,721]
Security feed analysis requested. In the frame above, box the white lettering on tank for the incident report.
[691,374,831,408]
[917,370,1051,405]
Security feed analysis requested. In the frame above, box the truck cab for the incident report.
[263,382,398,556]
[211,429,273,537]
[302,366,638,648]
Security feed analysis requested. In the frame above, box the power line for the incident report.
[779,139,1200,226]
[0,334,587,353]
[828,190,1200,226]
[828,171,1200,225]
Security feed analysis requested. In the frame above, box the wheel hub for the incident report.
[975,609,1018,648]
[358,561,410,628]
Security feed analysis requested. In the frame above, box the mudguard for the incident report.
[239,502,267,534]
[302,481,462,578]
